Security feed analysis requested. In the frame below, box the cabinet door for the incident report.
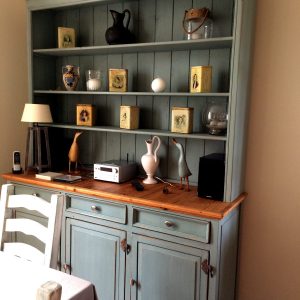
[65,218,126,300]
[130,235,209,300]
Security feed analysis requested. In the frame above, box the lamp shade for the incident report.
[21,104,53,123]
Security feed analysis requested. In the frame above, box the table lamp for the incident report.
[21,103,53,173]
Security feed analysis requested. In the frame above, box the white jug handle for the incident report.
[153,136,161,162]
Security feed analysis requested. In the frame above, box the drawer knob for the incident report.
[164,220,174,227]
[32,193,40,197]
[91,205,101,212]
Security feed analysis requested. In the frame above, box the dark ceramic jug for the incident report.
[105,9,135,44]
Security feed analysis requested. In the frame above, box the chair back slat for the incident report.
[0,184,64,268]
[8,195,51,218]
[5,218,48,243]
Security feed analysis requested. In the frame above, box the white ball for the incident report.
[151,78,166,93]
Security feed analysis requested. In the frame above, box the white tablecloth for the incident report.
[0,251,95,299]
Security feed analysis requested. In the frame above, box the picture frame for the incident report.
[190,66,212,93]
[58,27,76,48]
[171,107,194,133]
[120,105,139,129]
[109,69,128,92]
[76,104,95,126]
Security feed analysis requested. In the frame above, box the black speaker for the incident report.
[198,153,225,201]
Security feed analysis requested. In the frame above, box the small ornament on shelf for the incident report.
[120,105,139,129]
[58,27,76,48]
[190,66,212,93]
[141,136,161,184]
[109,69,128,92]
[68,132,82,173]
[172,138,192,191]
[76,104,95,127]
[86,70,101,91]
[202,101,228,135]
[183,8,213,40]
[151,77,166,93]
[171,107,194,134]
[62,65,80,91]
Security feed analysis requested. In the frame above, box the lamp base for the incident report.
[25,126,51,173]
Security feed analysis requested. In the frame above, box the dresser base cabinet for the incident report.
[130,235,209,300]
[64,218,126,300]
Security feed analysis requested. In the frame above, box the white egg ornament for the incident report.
[151,78,166,93]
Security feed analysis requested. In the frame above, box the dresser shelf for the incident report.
[46,123,227,141]
[34,90,229,97]
[33,37,233,57]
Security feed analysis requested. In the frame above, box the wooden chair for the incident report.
[0,184,64,268]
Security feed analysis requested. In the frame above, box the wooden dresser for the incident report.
[2,173,245,300]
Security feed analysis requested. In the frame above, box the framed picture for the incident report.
[76,104,95,126]
[58,27,76,48]
[109,69,128,92]
[171,107,194,133]
[190,66,212,93]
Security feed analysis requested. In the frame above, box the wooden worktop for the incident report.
[2,173,246,220]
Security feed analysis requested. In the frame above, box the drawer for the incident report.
[132,208,210,243]
[14,184,54,202]
[67,195,127,224]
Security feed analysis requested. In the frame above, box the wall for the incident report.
[237,0,300,299]
[0,0,28,176]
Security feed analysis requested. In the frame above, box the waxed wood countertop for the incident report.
[2,173,246,220]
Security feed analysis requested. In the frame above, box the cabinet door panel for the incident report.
[65,218,126,300]
[131,235,208,300]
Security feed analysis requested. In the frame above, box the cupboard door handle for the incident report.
[32,193,39,197]
[164,220,175,227]
[91,205,101,212]
[130,279,136,286]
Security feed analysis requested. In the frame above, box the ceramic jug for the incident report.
[141,136,161,184]
[105,9,135,44]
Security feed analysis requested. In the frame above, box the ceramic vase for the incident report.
[141,136,161,184]
[62,65,80,91]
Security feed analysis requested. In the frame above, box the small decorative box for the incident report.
[120,106,139,129]
[109,69,128,92]
[171,107,194,133]
[190,66,212,93]
[76,104,95,126]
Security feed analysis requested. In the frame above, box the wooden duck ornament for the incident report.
[172,138,192,191]
[68,132,82,172]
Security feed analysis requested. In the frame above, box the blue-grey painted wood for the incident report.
[29,0,255,199]
[33,38,233,55]
[131,234,208,300]
[65,218,126,300]
[34,90,230,97]
[224,0,256,201]
[44,124,228,141]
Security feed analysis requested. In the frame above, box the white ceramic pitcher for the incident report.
[141,136,161,184]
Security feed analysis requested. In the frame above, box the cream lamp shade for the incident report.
[21,103,53,123]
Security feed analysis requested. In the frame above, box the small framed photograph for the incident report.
[58,27,76,48]
[76,104,95,126]
[120,105,139,129]
[190,66,212,93]
[109,69,128,92]
[171,107,194,133]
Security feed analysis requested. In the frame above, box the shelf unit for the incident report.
[28,0,255,201]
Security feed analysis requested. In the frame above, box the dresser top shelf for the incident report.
[2,173,246,220]
[33,37,233,56]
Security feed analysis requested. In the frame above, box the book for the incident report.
[35,172,64,181]
[53,174,82,183]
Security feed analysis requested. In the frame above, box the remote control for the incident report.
[131,179,144,191]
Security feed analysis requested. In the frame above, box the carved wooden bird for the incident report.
[172,138,192,191]
[68,132,82,172]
